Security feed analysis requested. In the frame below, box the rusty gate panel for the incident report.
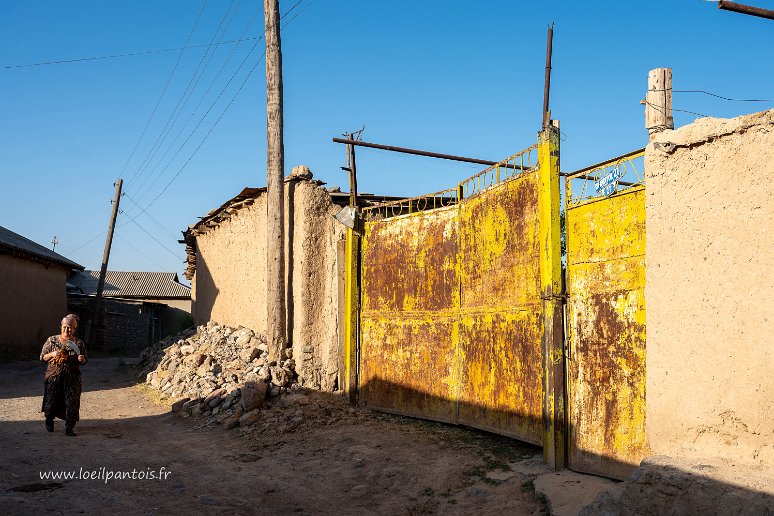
[566,186,648,480]
[456,172,543,444]
[359,206,460,422]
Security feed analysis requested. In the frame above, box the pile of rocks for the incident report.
[137,321,300,430]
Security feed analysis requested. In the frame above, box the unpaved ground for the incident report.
[0,358,550,515]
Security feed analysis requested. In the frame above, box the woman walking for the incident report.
[40,314,87,436]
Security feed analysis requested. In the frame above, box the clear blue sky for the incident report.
[2,0,772,281]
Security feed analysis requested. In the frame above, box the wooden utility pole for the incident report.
[265,0,287,362]
[645,68,674,139]
[90,178,123,349]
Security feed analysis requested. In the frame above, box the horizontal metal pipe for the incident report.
[718,0,774,20]
[332,138,528,169]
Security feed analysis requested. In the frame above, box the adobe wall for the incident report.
[192,180,346,391]
[0,254,67,358]
[161,298,191,312]
[645,109,774,467]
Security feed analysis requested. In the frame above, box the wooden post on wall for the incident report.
[645,68,674,140]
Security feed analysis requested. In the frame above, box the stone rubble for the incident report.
[137,322,359,433]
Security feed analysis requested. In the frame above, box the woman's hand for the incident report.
[78,355,86,364]
[44,350,66,362]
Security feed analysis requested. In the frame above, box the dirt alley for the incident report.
[0,357,550,515]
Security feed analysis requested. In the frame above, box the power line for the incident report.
[69,231,107,254]
[114,232,172,272]
[129,5,263,203]
[128,0,242,192]
[127,0,309,206]
[123,214,185,261]
[2,36,264,71]
[122,193,180,240]
[122,0,314,223]
[131,51,265,221]
[674,89,774,102]
[645,100,710,119]
[651,88,774,103]
[122,33,264,213]
[123,0,210,185]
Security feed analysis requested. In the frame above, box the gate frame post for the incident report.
[343,225,361,403]
[538,120,566,469]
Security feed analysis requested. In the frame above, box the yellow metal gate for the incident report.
[359,204,460,424]
[564,150,649,480]
[353,129,562,449]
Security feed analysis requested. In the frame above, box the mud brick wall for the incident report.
[190,180,345,391]
[645,109,774,467]
[0,254,68,358]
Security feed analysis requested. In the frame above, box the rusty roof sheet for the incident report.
[68,270,190,299]
[0,225,84,271]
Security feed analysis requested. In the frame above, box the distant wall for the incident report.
[192,180,346,391]
[162,298,191,312]
[645,109,774,466]
[0,254,67,358]
[67,297,192,356]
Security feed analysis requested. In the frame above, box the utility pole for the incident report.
[51,236,58,252]
[265,0,287,362]
[542,23,554,131]
[90,178,123,349]
[718,1,774,20]
[645,68,674,139]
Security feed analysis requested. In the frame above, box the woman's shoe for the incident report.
[65,429,77,437]
[45,419,54,432]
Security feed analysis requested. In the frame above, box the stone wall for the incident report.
[645,109,774,467]
[191,180,346,391]
[0,254,68,358]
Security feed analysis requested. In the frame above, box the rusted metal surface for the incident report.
[457,171,543,444]
[565,186,648,480]
[357,140,551,449]
[359,207,460,421]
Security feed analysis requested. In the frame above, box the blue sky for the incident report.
[2,0,772,281]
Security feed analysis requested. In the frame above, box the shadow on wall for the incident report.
[160,305,193,338]
[192,251,218,327]
[356,376,774,513]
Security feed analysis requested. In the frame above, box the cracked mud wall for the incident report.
[192,180,345,391]
[645,109,774,467]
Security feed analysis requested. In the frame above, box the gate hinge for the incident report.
[540,293,566,301]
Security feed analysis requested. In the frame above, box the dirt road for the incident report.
[0,357,549,515]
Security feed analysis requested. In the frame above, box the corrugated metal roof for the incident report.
[68,270,191,299]
[0,225,84,270]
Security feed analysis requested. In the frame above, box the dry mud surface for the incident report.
[0,358,549,515]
